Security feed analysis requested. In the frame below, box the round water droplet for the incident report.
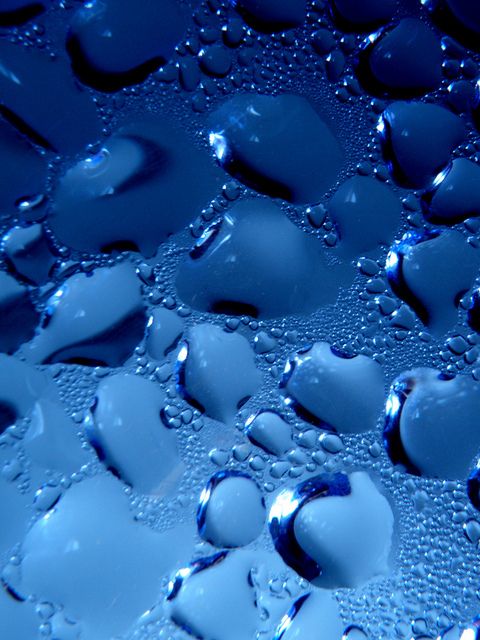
[197,471,265,548]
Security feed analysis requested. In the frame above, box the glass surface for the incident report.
[1,1,480,639]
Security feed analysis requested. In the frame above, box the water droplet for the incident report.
[20,474,194,640]
[166,551,259,640]
[384,368,480,479]
[176,323,261,423]
[232,0,306,33]
[23,262,146,366]
[2,223,55,285]
[0,583,39,640]
[331,0,395,31]
[328,175,401,256]
[86,373,183,495]
[269,471,394,588]
[208,94,344,204]
[281,342,385,433]
[273,591,343,640]
[246,411,293,456]
[176,199,348,319]
[197,470,265,548]
[145,308,184,361]
[0,39,100,153]
[422,158,480,225]
[0,119,46,219]
[378,102,465,189]
[67,0,187,91]
[386,230,480,335]
[357,19,442,97]
[25,398,90,476]
[0,270,38,354]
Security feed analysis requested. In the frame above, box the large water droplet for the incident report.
[281,342,385,433]
[25,398,91,477]
[273,591,343,640]
[176,199,347,319]
[0,0,45,26]
[269,471,394,588]
[50,119,222,257]
[67,0,187,92]
[0,270,38,354]
[378,102,466,189]
[2,223,55,285]
[23,262,146,366]
[166,551,259,640]
[19,474,194,640]
[386,230,480,335]
[422,158,480,225]
[357,18,442,97]
[177,323,261,423]
[328,175,401,256]
[245,410,293,456]
[232,0,306,33]
[85,373,183,495]
[385,368,480,479]
[0,39,100,154]
[425,0,480,50]
[0,120,46,219]
[0,354,48,432]
[208,93,344,204]
[145,308,184,361]
[0,583,39,640]
[331,0,395,31]
[0,473,33,559]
